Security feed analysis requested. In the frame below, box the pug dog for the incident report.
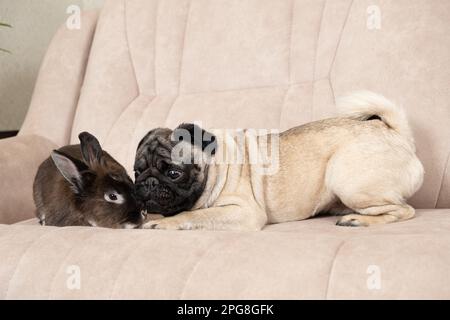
[134,91,424,231]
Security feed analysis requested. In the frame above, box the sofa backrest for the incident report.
[35,0,450,208]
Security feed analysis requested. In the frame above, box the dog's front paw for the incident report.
[142,219,177,230]
[142,218,195,230]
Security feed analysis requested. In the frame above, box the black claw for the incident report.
[336,219,359,227]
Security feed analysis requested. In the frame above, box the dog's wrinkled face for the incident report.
[134,124,216,216]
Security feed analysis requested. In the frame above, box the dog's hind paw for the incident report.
[336,214,368,227]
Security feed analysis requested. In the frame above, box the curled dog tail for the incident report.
[337,91,415,149]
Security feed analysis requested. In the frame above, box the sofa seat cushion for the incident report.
[1,209,449,299]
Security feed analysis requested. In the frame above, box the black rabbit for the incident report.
[33,132,145,228]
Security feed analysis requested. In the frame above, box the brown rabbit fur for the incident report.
[33,132,145,228]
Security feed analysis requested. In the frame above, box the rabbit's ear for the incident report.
[79,132,103,166]
[51,150,87,194]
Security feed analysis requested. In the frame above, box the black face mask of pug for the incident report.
[134,123,216,217]
[134,92,424,231]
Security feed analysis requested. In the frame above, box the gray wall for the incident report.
[0,0,103,131]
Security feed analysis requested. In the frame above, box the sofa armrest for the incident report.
[0,135,56,224]
[19,10,99,147]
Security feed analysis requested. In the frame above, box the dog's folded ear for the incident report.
[173,123,217,155]
[51,150,89,194]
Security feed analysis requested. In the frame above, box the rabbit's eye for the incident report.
[108,194,117,201]
[104,192,125,204]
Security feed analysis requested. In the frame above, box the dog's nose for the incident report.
[148,177,159,189]
[136,177,159,198]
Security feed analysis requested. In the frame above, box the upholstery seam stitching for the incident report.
[313,0,326,82]
[279,0,296,129]
[180,79,328,96]
[279,88,292,129]
[123,0,140,94]
[163,96,180,128]
[311,0,327,121]
[177,0,193,95]
[126,96,157,167]
[434,147,450,208]
[329,77,336,105]
[328,0,354,80]
[288,0,295,85]
[67,12,99,145]
[325,239,347,299]
[102,0,141,144]
[153,0,159,95]
[104,95,141,145]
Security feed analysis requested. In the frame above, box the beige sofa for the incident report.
[0,0,449,299]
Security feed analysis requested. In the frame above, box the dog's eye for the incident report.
[104,192,125,204]
[166,169,182,180]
